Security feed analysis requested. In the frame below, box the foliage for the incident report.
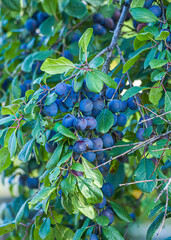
[0,0,171,239]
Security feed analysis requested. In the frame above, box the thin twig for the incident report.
[102,0,132,73]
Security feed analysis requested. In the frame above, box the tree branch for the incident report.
[102,0,133,73]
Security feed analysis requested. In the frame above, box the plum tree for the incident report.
[0,0,170,239]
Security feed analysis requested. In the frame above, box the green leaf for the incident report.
[61,193,75,215]
[123,44,151,73]
[54,225,74,240]
[149,82,162,106]
[15,199,29,226]
[57,125,77,140]
[166,3,171,24]
[72,191,96,219]
[86,71,104,93]
[134,158,157,193]
[0,147,11,173]
[0,221,15,236]
[21,51,53,73]
[110,201,133,222]
[78,28,93,54]
[41,57,75,75]
[0,115,15,126]
[44,92,57,106]
[58,0,70,11]
[57,151,73,166]
[49,167,60,183]
[29,187,56,205]
[12,76,21,99]
[39,218,51,239]
[61,174,76,195]
[146,213,164,240]
[94,70,117,89]
[39,16,55,36]
[149,59,168,69]
[148,203,165,219]
[144,48,157,69]
[130,7,158,23]
[74,75,84,92]
[8,131,17,157]
[82,157,103,188]
[165,91,171,121]
[46,143,63,169]
[77,177,103,204]
[96,109,114,133]
[122,87,149,101]
[73,219,90,240]
[155,31,169,41]
[2,0,20,11]
[103,226,124,240]
[131,0,145,7]
[1,104,20,115]
[64,0,87,19]
[18,139,34,162]
[95,215,109,226]
[41,0,57,16]
[89,57,104,69]
[144,26,159,38]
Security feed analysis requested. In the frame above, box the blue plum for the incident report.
[61,50,73,61]
[105,87,118,99]
[25,19,37,32]
[92,96,105,111]
[136,128,145,141]
[109,99,122,113]
[73,117,87,131]
[80,99,93,113]
[117,113,127,127]
[102,134,114,148]
[102,183,115,197]
[114,77,125,91]
[90,234,99,240]
[62,114,75,128]
[103,18,115,30]
[139,115,153,128]
[26,177,39,189]
[82,138,93,150]
[93,24,107,35]
[86,117,97,130]
[127,97,137,110]
[73,141,87,153]
[92,137,103,150]
[149,6,162,17]
[55,83,71,97]
[55,99,68,113]
[83,152,96,162]
[93,13,104,24]
[120,101,127,112]
[36,11,49,24]
[144,0,153,8]
[44,102,58,116]
[63,90,77,108]
[95,196,106,209]
[100,208,115,225]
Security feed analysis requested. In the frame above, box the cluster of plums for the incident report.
[25,11,49,33]
[92,7,132,36]
[19,175,39,189]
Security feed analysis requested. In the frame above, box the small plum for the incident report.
[93,24,107,35]
[93,13,104,24]
[73,141,87,154]
[109,99,122,113]
[102,134,114,148]
[100,208,115,225]
[103,18,115,30]
[149,6,162,17]
[136,128,145,141]
[73,117,87,131]
[92,137,103,150]
[86,117,97,130]
[80,99,93,113]
[102,183,115,197]
[55,83,71,97]
[117,113,127,127]
[95,196,106,209]
[26,177,39,189]
[25,19,37,32]
[83,152,96,162]
[44,102,58,116]
[62,114,75,128]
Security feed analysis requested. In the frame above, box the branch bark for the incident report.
[102,0,133,73]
